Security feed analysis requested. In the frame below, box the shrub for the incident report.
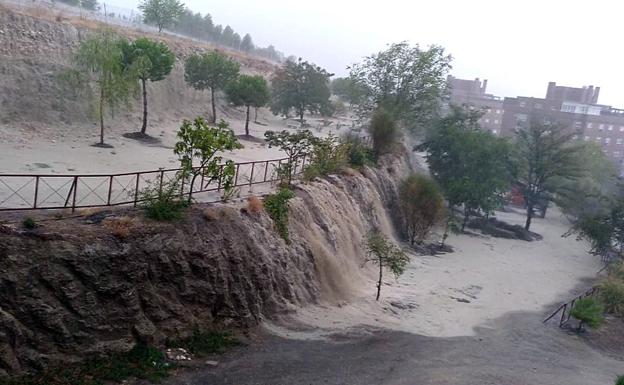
[168,329,239,356]
[202,207,220,221]
[103,216,134,240]
[140,180,189,221]
[570,297,604,332]
[368,108,400,158]
[264,188,295,243]
[599,277,624,317]
[398,175,446,245]
[365,231,410,300]
[616,375,624,385]
[22,217,36,230]
[341,132,374,168]
[247,196,264,213]
[303,134,348,181]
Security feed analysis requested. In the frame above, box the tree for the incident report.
[73,31,135,147]
[368,108,400,158]
[225,75,270,137]
[570,297,604,333]
[330,77,366,106]
[572,201,624,259]
[264,130,317,185]
[139,0,185,33]
[270,58,333,125]
[514,119,582,230]
[241,33,254,53]
[365,231,410,301]
[174,117,243,202]
[349,41,452,133]
[616,375,624,385]
[184,52,240,123]
[120,38,175,135]
[399,175,445,245]
[420,106,513,230]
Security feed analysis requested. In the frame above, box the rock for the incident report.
[165,348,192,362]
[205,360,219,367]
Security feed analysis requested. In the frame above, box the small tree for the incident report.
[365,231,410,301]
[399,175,445,245]
[303,134,348,180]
[514,119,582,230]
[264,188,295,243]
[368,108,400,158]
[616,375,624,385]
[270,58,332,125]
[73,31,135,147]
[225,74,270,137]
[174,117,243,202]
[264,130,317,185]
[184,52,240,123]
[139,0,185,33]
[121,38,175,135]
[570,297,604,333]
[240,33,254,53]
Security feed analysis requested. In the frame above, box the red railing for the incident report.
[0,155,307,212]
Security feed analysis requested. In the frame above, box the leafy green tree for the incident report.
[225,75,270,137]
[330,77,366,106]
[74,31,135,146]
[264,188,296,243]
[420,106,513,230]
[184,52,240,123]
[616,375,624,385]
[303,134,348,180]
[399,175,445,245]
[174,117,243,202]
[349,41,452,133]
[572,201,624,258]
[139,0,185,33]
[365,231,410,301]
[121,38,175,135]
[514,119,582,230]
[368,108,400,158]
[264,130,317,185]
[570,297,604,332]
[241,33,254,52]
[270,58,333,125]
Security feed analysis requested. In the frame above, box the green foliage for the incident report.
[225,74,270,136]
[570,297,604,332]
[420,106,512,229]
[399,175,445,245]
[514,118,583,230]
[616,375,624,385]
[184,52,240,123]
[168,329,239,356]
[599,278,624,318]
[270,58,332,124]
[368,108,400,158]
[73,30,136,145]
[22,217,36,230]
[139,0,185,32]
[0,344,172,385]
[303,134,348,180]
[120,38,175,134]
[349,41,452,133]
[341,132,375,168]
[265,130,317,185]
[174,117,243,202]
[365,231,410,300]
[330,77,366,105]
[264,188,295,243]
[140,179,189,221]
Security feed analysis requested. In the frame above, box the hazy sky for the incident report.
[108,0,624,107]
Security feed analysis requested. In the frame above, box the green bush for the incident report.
[264,188,295,243]
[599,277,624,317]
[168,329,239,356]
[341,132,375,168]
[22,217,36,230]
[399,175,445,245]
[140,179,189,221]
[570,297,604,332]
[616,375,624,385]
[303,134,348,181]
[368,108,400,158]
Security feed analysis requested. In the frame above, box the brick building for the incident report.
[500,82,624,171]
[446,75,504,134]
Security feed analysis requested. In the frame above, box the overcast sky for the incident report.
[107,0,624,107]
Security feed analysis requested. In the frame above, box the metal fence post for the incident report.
[71,176,78,212]
[107,175,113,205]
[33,176,40,209]
[249,162,255,186]
[263,160,269,182]
[133,172,140,207]
[159,168,164,195]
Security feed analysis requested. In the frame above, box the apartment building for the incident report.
[446,76,504,134]
[500,82,624,170]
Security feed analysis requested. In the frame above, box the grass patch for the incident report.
[168,329,240,356]
[22,217,36,230]
[140,180,189,221]
[264,188,295,243]
[0,344,172,385]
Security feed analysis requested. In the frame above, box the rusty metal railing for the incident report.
[542,286,600,327]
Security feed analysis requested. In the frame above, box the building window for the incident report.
[599,124,605,130]
[584,136,591,141]
[492,129,498,135]
[608,125,614,131]
[615,151,622,158]
[596,137,602,142]
[620,126,624,132]
[485,118,490,123]
[494,120,499,124]
[572,135,579,140]
[617,138,623,145]
[587,123,593,129]
[606,138,611,144]
[574,121,582,129]
[535,103,542,109]
[519,101,526,108]
[496,109,501,114]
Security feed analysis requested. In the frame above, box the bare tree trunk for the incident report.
[141,78,148,134]
[210,88,217,123]
[461,207,469,232]
[525,202,533,231]
[376,260,383,301]
[245,105,250,136]
[254,107,258,122]
[299,109,304,127]
[99,87,105,145]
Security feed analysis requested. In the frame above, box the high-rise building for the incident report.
[446,76,504,135]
